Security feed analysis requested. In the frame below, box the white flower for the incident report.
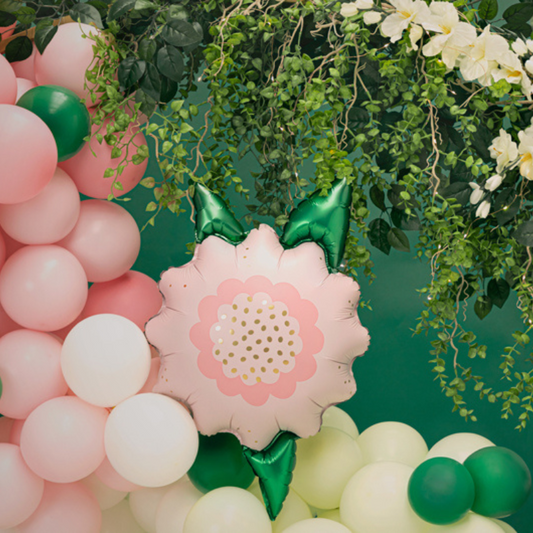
[476,200,491,219]
[459,27,509,86]
[364,11,382,24]
[341,2,359,17]
[489,129,519,173]
[493,51,532,96]
[355,0,374,9]
[512,38,528,57]
[381,0,431,43]
[525,57,533,76]
[422,2,477,69]
[518,131,533,180]
[527,39,533,53]
[485,174,503,191]
[409,24,424,51]
[469,183,484,205]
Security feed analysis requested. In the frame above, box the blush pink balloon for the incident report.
[0,304,19,340]
[15,77,36,102]
[95,456,142,492]
[0,330,68,419]
[9,419,24,445]
[0,55,16,105]
[0,105,57,204]
[0,417,15,443]
[11,44,37,82]
[59,120,148,199]
[58,200,140,283]
[18,481,101,533]
[138,358,160,394]
[0,230,5,271]
[34,23,99,101]
[1,228,24,258]
[0,168,80,245]
[20,396,108,483]
[0,443,45,529]
[0,245,87,331]
[1,22,16,39]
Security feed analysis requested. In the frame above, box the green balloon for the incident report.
[464,446,531,518]
[187,433,255,493]
[17,85,91,162]
[408,457,475,525]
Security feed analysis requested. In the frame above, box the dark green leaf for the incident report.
[512,221,533,246]
[13,6,34,24]
[70,4,103,28]
[347,107,369,129]
[376,149,394,171]
[161,19,203,47]
[470,123,493,161]
[439,182,471,206]
[138,38,156,61]
[387,227,410,252]
[135,89,157,118]
[446,124,466,151]
[140,62,161,102]
[450,162,470,183]
[5,35,32,61]
[368,219,391,255]
[493,188,519,225]
[387,184,418,210]
[379,111,402,131]
[479,0,498,20]
[156,45,184,82]
[159,75,178,103]
[34,22,57,54]
[487,278,510,309]
[107,0,135,21]
[0,10,16,25]
[474,296,493,320]
[502,22,531,38]
[117,57,146,90]
[503,3,533,28]
[391,207,421,231]
[369,185,386,211]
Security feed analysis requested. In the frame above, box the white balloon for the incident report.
[340,462,430,533]
[129,485,173,533]
[183,487,272,533]
[249,480,312,533]
[491,519,517,533]
[426,513,505,532]
[105,393,199,487]
[321,407,358,439]
[426,433,495,464]
[291,427,364,510]
[316,508,341,522]
[61,314,151,407]
[282,518,351,533]
[357,422,428,467]
[100,499,145,533]
[155,477,202,533]
[81,473,127,510]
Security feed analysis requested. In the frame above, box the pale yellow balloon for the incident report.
[281,518,351,533]
[321,407,359,439]
[81,472,127,510]
[129,484,173,533]
[155,477,202,533]
[426,433,495,464]
[340,462,430,533]
[427,513,505,532]
[249,479,312,532]
[357,422,428,467]
[100,499,146,533]
[184,487,272,533]
[291,427,364,509]
[491,519,517,533]
[316,508,341,522]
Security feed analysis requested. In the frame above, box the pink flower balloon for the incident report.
[15,77,36,101]
[0,443,44,529]
[0,105,57,204]
[94,456,142,492]
[20,396,108,483]
[0,55,16,105]
[59,200,140,283]
[17,481,101,533]
[33,23,99,101]
[0,245,88,331]
[59,121,148,198]
[0,330,68,419]
[0,168,80,245]
[11,44,36,82]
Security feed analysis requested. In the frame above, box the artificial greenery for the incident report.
[5,0,533,429]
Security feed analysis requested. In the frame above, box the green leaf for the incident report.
[159,75,178,103]
[117,57,146,90]
[0,10,16,26]
[494,188,518,226]
[138,38,157,61]
[70,3,103,28]
[140,62,161,102]
[391,208,421,231]
[135,89,157,118]
[474,296,493,321]
[156,45,184,82]
[487,278,510,309]
[12,6,34,24]
[134,0,156,9]
[369,185,386,211]
[368,219,391,255]
[387,227,410,252]
[34,22,57,54]
[5,35,32,61]
[503,3,533,29]
[107,0,136,21]
[513,221,533,247]
[161,19,203,47]
[478,0,498,20]
[470,124,492,161]
[439,182,471,206]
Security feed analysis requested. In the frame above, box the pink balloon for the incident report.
[34,23,99,101]
[0,303,19,340]
[0,443,44,529]
[0,245,88,331]
[59,200,140,283]
[20,396,108,483]
[15,77,36,102]
[9,418,24,445]
[0,230,5,271]
[0,55,16,105]
[0,330,68,419]
[138,358,160,394]
[95,456,142,492]
[1,22,16,39]
[1,228,24,258]
[0,416,15,443]
[0,168,80,245]
[0,105,57,204]
[11,44,36,82]
[18,481,101,533]
[59,120,148,198]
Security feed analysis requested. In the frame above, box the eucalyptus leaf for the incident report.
[487,278,510,309]
[156,45,184,82]
[369,219,391,255]
[5,35,32,61]
[70,3,103,28]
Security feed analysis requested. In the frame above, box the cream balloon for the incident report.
[100,499,145,533]
[291,427,364,509]
[249,481,312,533]
[357,421,428,467]
[155,476,202,533]
[491,519,517,533]
[104,393,199,487]
[425,433,495,464]
[316,508,341,522]
[184,487,272,533]
[340,462,430,533]
[61,314,151,407]
[81,473,127,510]
[426,513,505,532]
[282,518,351,533]
[321,406,359,439]
[129,485,172,533]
